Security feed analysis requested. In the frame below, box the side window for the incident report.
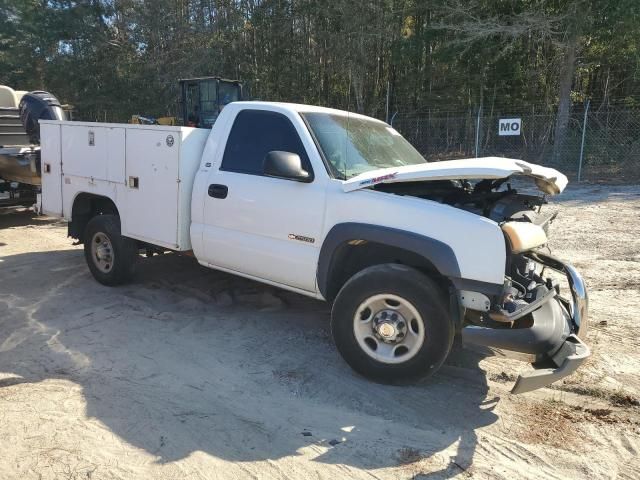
[221,109,312,176]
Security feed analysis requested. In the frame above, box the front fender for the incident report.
[323,187,507,287]
[317,222,461,298]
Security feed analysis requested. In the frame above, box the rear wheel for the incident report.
[331,264,453,383]
[84,215,137,286]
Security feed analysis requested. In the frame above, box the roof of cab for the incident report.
[229,101,387,123]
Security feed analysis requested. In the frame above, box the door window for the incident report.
[221,110,312,176]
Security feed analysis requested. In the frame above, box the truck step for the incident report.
[0,115,22,126]
[0,132,31,147]
[0,107,19,116]
[0,124,27,133]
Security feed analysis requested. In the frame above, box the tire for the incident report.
[331,263,454,384]
[83,214,137,286]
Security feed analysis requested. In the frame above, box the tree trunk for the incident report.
[552,27,578,164]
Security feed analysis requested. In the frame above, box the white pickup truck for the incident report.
[40,102,589,394]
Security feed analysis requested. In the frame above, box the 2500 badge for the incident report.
[288,233,315,244]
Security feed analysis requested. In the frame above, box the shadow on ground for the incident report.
[0,205,61,229]
[0,209,499,478]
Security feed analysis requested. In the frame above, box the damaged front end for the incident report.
[427,173,592,394]
[461,243,590,394]
[367,168,589,393]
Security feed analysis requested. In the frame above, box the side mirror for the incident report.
[263,151,311,182]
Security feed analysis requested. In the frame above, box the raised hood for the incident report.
[342,157,568,195]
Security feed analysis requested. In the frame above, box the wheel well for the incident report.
[324,240,450,303]
[69,193,119,243]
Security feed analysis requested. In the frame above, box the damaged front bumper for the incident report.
[461,252,590,394]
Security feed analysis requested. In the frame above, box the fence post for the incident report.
[385,80,390,124]
[578,99,590,182]
[475,106,481,158]
[390,111,398,127]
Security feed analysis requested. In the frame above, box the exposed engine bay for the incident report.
[374,177,568,331]
[373,177,555,226]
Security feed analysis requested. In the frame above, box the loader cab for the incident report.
[179,77,243,129]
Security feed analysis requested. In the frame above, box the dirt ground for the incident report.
[0,184,639,480]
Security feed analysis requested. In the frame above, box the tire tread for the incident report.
[331,263,453,384]
[83,214,137,286]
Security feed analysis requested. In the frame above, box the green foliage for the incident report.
[0,0,638,121]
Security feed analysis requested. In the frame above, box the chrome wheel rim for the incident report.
[353,294,425,364]
[91,232,114,273]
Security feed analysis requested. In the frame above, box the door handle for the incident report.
[208,184,228,199]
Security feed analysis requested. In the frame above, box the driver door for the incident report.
[200,109,327,293]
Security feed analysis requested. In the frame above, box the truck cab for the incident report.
[39,101,590,394]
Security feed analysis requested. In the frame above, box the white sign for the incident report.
[498,118,521,136]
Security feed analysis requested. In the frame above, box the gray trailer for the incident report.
[0,85,65,206]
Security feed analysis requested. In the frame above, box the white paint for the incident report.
[39,123,63,216]
[342,157,568,195]
[194,104,328,292]
[323,182,507,285]
[498,118,521,136]
[40,120,208,251]
[39,102,572,296]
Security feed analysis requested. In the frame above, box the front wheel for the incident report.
[331,264,453,383]
[83,214,137,286]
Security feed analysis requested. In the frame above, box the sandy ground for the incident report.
[0,184,639,479]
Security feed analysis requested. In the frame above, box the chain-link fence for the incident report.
[392,104,640,183]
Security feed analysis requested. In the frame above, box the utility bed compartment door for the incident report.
[60,125,125,182]
[40,123,63,216]
[121,129,180,249]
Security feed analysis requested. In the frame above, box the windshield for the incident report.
[302,112,427,179]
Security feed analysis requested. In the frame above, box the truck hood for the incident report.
[342,157,568,195]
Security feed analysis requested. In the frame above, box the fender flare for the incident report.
[316,222,462,298]
[68,191,119,241]
[70,190,119,218]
